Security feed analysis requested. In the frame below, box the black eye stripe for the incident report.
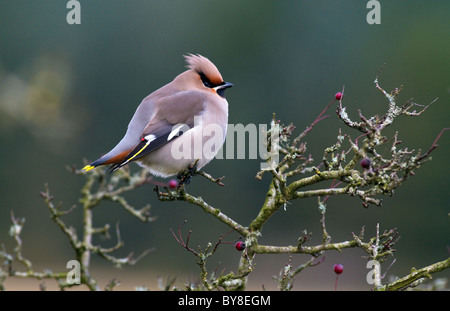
[199,71,217,88]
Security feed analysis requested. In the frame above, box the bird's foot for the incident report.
[177,161,199,185]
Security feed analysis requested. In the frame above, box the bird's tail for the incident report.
[82,158,106,172]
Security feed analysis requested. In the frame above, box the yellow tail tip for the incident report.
[82,165,95,172]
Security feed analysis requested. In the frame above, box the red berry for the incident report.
[334,264,344,274]
[335,92,343,100]
[168,179,179,189]
[235,241,245,251]
[360,158,371,169]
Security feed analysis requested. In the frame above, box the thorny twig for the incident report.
[169,221,249,290]
[0,165,156,290]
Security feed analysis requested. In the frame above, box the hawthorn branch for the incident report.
[1,164,156,290]
[381,257,450,291]
[158,187,249,237]
[0,212,70,289]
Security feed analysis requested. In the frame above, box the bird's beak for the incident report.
[215,82,233,98]
[219,81,234,89]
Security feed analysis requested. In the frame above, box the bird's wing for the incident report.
[107,91,205,173]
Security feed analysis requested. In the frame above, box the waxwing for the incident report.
[82,54,233,178]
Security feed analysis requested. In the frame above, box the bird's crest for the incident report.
[184,54,223,86]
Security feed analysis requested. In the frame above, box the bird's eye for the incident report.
[199,72,214,88]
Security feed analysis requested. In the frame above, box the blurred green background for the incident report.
[0,1,449,290]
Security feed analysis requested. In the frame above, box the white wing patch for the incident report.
[144,134,156,142]
[168,124,188,141]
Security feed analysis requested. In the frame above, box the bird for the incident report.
[82,54,233,180]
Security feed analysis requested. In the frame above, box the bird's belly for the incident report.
[137,125,225,177]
